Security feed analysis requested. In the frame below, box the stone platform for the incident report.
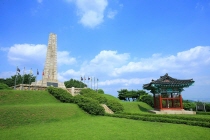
[149,109,196,115]
[31,80,66,88]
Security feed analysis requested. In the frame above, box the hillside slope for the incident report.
[0,90,88,128]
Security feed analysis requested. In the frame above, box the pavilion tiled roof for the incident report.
[143,73,194,89]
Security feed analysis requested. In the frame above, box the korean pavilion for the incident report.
[143,73,194,110]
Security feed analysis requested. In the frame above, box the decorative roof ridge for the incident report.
[151,73,194,83]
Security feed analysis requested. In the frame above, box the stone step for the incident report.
[101,104,114,114]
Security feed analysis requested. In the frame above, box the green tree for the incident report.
[97,89,104,94]
[0,83,11,90]
[117,89,141,101]
[117,89,128,101]
[140,94,154,107]
[64,78,87,88]
[1,74,35,87]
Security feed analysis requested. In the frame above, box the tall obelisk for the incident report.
[43,33,58,82]
[31,33,65,88]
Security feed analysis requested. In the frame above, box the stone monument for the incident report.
[32,33,66,88]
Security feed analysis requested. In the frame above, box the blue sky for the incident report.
[0,0,210,101]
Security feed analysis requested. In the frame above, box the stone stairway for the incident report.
[101,104,114,114]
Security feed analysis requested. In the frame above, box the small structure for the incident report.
[143,73,195,114]
[31,33,65,88]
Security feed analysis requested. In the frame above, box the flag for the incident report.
[88,77,90,80]
[42,70,44,76]
[17,67,20,73]
[37,69,39,75]
[81,77,83,81]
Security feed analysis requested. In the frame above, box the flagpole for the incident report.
[42,69,44,87]
[28,68,32,90]
[94,77,95,90]
[35,70,37,89]
[29,68,31,85]
[91,77,92,89]
[21,67,25,90]
[80,76,81,88]
[14,66,18,90]
[97,78,98,93]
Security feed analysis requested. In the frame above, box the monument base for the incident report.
[149,109,196,115]
[31,80,66,89]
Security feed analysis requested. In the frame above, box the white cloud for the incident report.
[99,77,152,86]
[107,10,117,19]
[59,69,80,77]
[80,50,129,75]
[57,51,76,65]
[58,69,81,82]
[67,0,108,28]
[112,46,210,76]
[37,0,43,3]
[7,44,76,67]
[7,44,47,66]
[57,50,130,81]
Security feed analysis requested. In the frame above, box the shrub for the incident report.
[205,103,210,112]
[80,88,124,113]
[97,89,104,94]
[140,94,154,107]
[0,83,11,90]
[47,87,74,103]
[106,100,124,113]
[80,88,107,104]
[106,114,210,128]
[183,102,196,111]
[197,111,210,115]
[47,88,105,116]
[74,95,105,115]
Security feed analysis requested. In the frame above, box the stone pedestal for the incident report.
[31,33,66,89]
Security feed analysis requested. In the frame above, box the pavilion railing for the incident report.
[154,95,183,110]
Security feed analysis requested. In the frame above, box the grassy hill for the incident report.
[0,90,59,105]
[1,90,210,140]
[121,101,153,113]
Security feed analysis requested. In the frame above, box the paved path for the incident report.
[101,104,114,114]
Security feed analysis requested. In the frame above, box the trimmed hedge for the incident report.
[106,113,210,128]
[196,111,210,115]
[47,87,74,103]
[80,88,107,104]
[120,112,210,123]
[0,83,11,90]
[106,100,124,113]
[80,88,124,113]
[47,87,104,115]
[74,95,105,115]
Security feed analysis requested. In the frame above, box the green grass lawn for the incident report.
[0,90,59,105]
[0,90,210,140]
[121,101,153,113]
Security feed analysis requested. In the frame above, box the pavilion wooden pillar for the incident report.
[171,93,174,108]
[179,94,183,109]
[153,93,156,109]
[159,94,162,110]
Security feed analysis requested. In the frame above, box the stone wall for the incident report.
[13,84,84,96]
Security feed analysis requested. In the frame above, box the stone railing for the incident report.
[66,87,85,96]
[13,84,47,91]
[12,84,85,96]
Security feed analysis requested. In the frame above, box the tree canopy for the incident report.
[0,74,36,87]
[64,79,87,88]
[117,89,144,101]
